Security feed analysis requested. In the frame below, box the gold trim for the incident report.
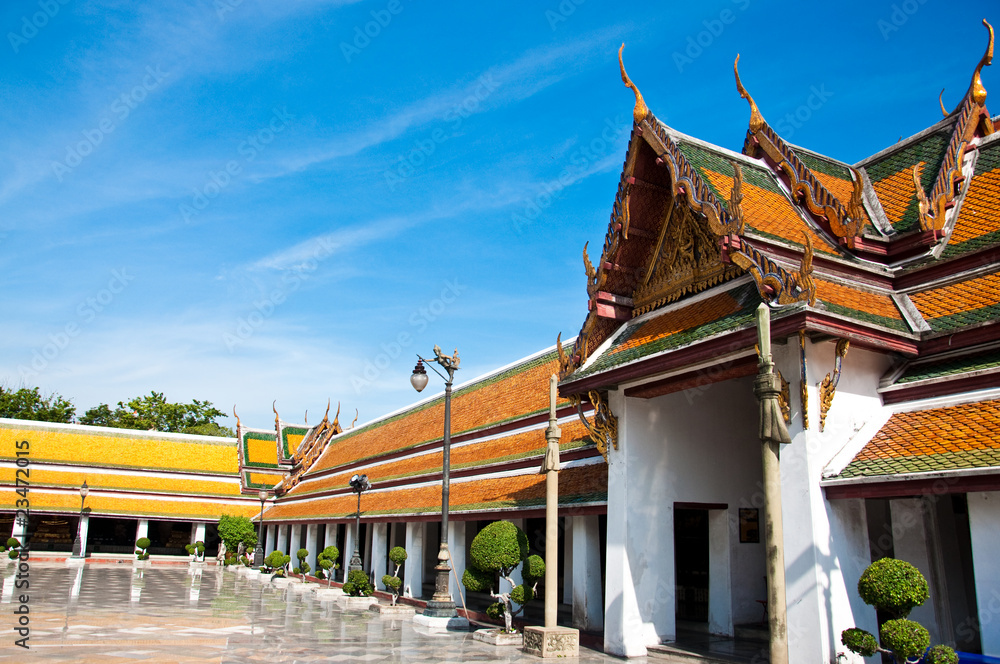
[818,339,850,432]
[939,88,948,117]
[799,331,808,430]
[728,160,745,234]
[971,19,994,106]
[618,44,649,124]
[572,391,618,461]
[734,54,765,134]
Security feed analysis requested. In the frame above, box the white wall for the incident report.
[604,376,763,656]
[776,338,890,664]
[969,491,1000,656]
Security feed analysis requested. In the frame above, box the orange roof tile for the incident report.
[265,462,607,521]
[909,271,1000,323]
[610,289,743,357]
[814,279,904,322]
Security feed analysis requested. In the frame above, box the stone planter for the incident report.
[270,576,292,587]
[188,560,207,568]
[132,559,151,568]
[336,595,379,610]
[473,628,523,646]
[287,581,313,592]
[257,572,275,583]
[371,603,416,617]
[313,587,345,601]
[522,625,580,658]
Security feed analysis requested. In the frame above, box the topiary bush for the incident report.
[381,546,407,605]
[841,558,956,664]
[317,546,340,588]
[296,548,310,582]
[4,537,21,560]
[185,540,206,562]
[462,520,544,633]
[858,558,929,619]
[135,537,151,560]
[343,569,373,596]
[264,550,290,576]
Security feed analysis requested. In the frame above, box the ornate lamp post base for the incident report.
[348,549,362,573]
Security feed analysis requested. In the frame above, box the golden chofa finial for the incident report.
[971,19,994,105]
[939,88,948,117]
[734,54,765,134]
[619,43,649,124]
[233,405,241,431]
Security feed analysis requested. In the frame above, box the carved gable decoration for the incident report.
[633,201,739,315]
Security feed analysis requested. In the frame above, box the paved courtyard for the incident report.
[1,562,644,663]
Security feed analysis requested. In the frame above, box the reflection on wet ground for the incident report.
[1,563,640,663]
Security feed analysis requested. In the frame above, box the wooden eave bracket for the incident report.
[589,291,634,320]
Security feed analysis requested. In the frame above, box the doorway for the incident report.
[675,508,710,623]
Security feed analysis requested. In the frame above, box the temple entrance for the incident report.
[675,508,710,623]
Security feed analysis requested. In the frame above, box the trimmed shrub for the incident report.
[135,537,151,560]
[343,569,373,597]
[926,644,959,664]
[841,628,878,658]
[317,546,340,587]
[879,619,929,661]
[858,558,928,619]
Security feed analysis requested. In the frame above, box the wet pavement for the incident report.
[0,562,645,663]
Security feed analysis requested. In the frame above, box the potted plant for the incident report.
[4,538,21,563]
[343,569,373,596]
[841,558,957,664]
[265,550,291,585]
[134,537,151,565]
[462,520,544,641]
[316,545,340,588]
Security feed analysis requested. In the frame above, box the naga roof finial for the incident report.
[970,19,994,105]
[233,405,241,432]
[939,88,948,116]
[734,54,765,134]
[618,44,649,124]
[321,399,331,424]
[272,400,280,429]
[350,409,358,429]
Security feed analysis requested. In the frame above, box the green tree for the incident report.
[462,520,544,633]
[79,391,233,436]
[217,515,258,555]
[317,545,340,587]
[0,386,75,423]
[842,558,957,664]
[295,548,311,582]
[381,546,407,606]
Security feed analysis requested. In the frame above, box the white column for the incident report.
[78,514,90,557]
[603,389,652,657]
[572,514,604,631]
[342,523,355,582]
[364,524,373,572]
[448,521,466,605]
[969,491,1000,657]
[10,517,27,544]
[267,525,277,553]
[563,517,574,606]
[891,498,943,645]
[708,509,733,637]
[135,519,149,544]
[371,522,388,584]
[276,524,288,555]
[404,521,425,598]
[508,518,525,590]
[289,524,302,559]
[193,522,206,544]
[305,524,318,574]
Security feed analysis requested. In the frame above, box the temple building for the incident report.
[2,18,999,663]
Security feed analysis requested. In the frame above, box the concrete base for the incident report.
[66,557,87,567]
[337,595,380,610]
[522,626,580,658]
[371,604,416,617]
[412,613,470,633]
[474,628,523,646]
[313,587,345,600]
[256,573,275,583]
[287,581,313,592]
[132,560,151,568]
[270,576,292,587]
[188,561,207,568]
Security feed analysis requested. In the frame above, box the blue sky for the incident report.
[0,0,994,430]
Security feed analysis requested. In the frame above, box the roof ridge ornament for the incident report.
[734,54,765,134]
[233,405,241,432]
[939,88,948,117]
[970,19,994,106]
[618,43,649,124]
[728,160,745,234]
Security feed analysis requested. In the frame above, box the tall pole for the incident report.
[411,346,460,618]
[71,481,88,559]
[350,489,363,571]
[753,303,790,664]
[543,374,561,628]
[254,492,266,567]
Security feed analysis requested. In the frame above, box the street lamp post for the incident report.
[70,481,89,558]
[348,474,371,572]
[254,489,267,567]
[410,345,460,618]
